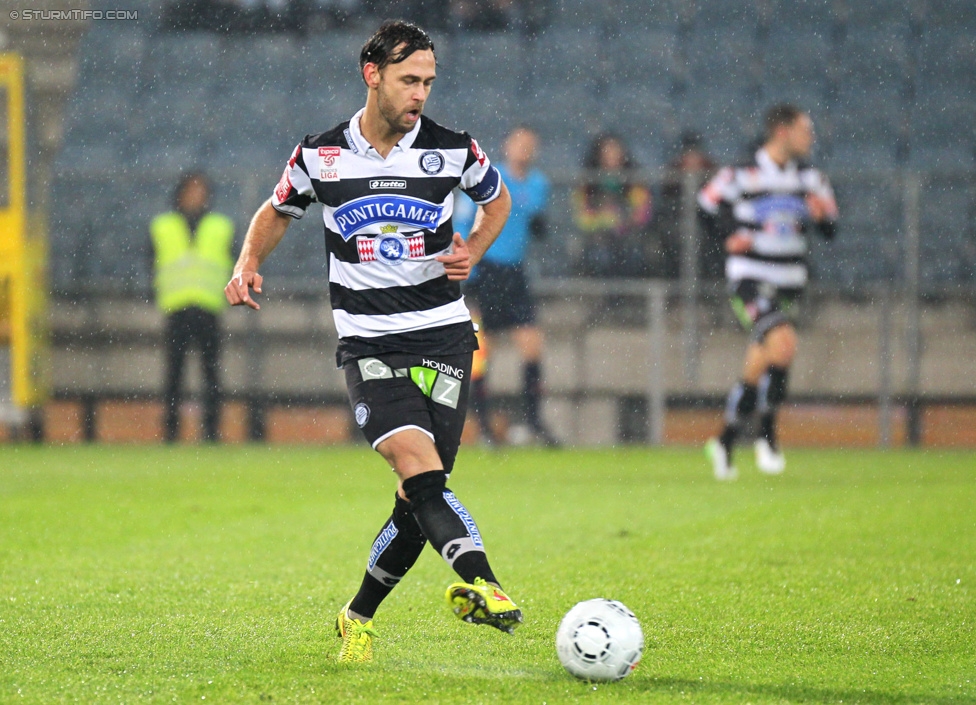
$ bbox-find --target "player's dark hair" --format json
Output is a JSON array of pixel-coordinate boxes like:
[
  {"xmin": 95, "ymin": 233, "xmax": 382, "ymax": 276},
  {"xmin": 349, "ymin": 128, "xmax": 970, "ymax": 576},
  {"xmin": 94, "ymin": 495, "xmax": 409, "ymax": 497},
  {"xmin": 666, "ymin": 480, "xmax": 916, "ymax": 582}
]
[
  {"xmin": 765, "ymin": 103, "xmax": 804, "ymax": 139},
  {"xmin": 360, "ymin": 20, "xmax": 435, "ymax": 85},
  {"xmin": 172, "ymin": 170, "xmax": 211, "ymax": 210}
]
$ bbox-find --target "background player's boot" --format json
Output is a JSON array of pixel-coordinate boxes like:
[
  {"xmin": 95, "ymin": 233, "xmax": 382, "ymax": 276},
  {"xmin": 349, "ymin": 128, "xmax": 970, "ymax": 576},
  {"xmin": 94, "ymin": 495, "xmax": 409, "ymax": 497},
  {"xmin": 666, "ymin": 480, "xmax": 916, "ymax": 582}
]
[
  {"xmin": 706, "ymin": 438, "xmax": 738, "ymax": 481},
  {"xmin": 445, "ymin": 577, "xmax": 523, "ymax": 634},
  {"xmin": 755, "ymin": 438, "xmax": 786, "ymax": 475},
  {"xmin": 335, "ymin": 601, "xmax": 379, "ymax": 663}
]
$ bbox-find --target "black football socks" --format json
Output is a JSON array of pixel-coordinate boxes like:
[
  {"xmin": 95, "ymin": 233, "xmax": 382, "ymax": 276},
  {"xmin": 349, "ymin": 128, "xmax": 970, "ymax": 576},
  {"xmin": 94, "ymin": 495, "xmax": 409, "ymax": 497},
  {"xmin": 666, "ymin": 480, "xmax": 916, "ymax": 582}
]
[
  {"xmin": 720, "ymin": 381, "xmax": 758, "ymax": 459},
  {"xmin": 402, "ymin": 470, "xmax": 498, "ymax": 587},
  {"xmin": 348, "ymin": 493, "xmax": 427, "ymax": 620}
]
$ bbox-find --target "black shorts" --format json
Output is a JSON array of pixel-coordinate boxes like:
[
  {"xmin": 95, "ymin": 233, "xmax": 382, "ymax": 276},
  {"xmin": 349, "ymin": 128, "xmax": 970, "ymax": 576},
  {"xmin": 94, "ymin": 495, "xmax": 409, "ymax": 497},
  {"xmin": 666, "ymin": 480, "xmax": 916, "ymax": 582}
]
[
  {"xmin": 466, "ymin": 261, "xmax": 536, "ymax": 331},
  {"xmin": 344, "ymin": 351, "xmax": 471, "ymax": 474},
  {"xmin": 729, "ymin": 279, "xmax": 802, "ymax": 342}
]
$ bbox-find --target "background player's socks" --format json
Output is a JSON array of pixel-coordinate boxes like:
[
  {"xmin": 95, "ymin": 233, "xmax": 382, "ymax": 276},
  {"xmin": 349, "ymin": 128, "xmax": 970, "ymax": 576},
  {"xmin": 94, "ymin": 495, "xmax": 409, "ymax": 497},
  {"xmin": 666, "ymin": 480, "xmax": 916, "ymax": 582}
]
[
  {"xmin": 758, "ymin": 366, "xmax": 789, "ymax": 449},
  {"xmin": 348, "ymin": 494, "xmax": 427, "ymax": 620},
  {"xmin": 524, "ymin": 361, "xmax": 543, "ymax": 431},
  {"xmin": 720, "ymin": 381, "xmax": 758, "ymax": 457},
  {"xmin": 759, "ymin": 411, "xmax": 777, "ymax": 449},
  {"xmin": 402, "ymin": 470, "xmax": 498, "ymax": 586}
]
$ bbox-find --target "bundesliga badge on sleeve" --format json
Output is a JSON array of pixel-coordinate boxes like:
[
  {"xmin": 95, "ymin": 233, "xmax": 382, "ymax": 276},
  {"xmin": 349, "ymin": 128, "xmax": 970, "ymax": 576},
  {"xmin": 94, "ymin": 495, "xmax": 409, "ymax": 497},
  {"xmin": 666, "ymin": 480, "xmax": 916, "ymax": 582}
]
[{"xmin": 319, "ymin": 146, "xmax": 340, "ymax": 181}]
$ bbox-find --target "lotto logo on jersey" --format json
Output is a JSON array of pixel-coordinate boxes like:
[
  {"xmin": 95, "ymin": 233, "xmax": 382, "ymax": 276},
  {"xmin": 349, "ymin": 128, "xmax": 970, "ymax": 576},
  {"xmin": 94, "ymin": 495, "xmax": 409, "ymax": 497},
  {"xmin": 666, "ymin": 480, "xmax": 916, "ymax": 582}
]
[
  {"xmin": 470, "ymin": 138, "xmax": 487, "ymax": 167},
  {"xmin": 319, "ymin": 146, "xmax": 340, "ymax": 181}
]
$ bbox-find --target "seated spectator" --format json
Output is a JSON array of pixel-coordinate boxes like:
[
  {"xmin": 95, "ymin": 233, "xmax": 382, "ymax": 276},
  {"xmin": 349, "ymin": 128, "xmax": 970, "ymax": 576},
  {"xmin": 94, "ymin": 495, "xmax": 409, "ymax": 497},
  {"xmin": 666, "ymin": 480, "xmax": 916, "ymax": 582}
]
[{"xmin": 572, "ymin": 133, "xmax": 653, "ymax": 278}]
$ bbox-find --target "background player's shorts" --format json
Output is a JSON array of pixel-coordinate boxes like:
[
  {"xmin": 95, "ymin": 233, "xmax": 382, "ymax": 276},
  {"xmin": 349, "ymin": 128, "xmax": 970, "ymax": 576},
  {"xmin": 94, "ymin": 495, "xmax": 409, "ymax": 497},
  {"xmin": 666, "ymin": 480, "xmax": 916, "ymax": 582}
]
[
  {"xmin": 729, "ymin": 279, "xmax": 802, "ymax": 342},
  {"xmin": 466, "ymin": 261, "xmax": 536, "ymax": 331},
  {"xmin": 344, "ymin": 352, "xmax": 471, "ymax": 474}
]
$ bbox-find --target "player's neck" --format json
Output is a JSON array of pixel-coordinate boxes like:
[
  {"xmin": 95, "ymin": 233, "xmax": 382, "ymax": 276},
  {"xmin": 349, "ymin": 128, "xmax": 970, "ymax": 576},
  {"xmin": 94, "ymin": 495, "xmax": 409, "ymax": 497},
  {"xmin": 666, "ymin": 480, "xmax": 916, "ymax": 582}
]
[
  {"xmin": 506, "ymin": 162, "xmax": 529, "ymax": 180},
  {"xmin": 763, "ymin": 141, "xmax": 791, "ymax": 168},
  {"xmin": 360, "ymin": 103, "xmax": 407, "ymax": 159}
]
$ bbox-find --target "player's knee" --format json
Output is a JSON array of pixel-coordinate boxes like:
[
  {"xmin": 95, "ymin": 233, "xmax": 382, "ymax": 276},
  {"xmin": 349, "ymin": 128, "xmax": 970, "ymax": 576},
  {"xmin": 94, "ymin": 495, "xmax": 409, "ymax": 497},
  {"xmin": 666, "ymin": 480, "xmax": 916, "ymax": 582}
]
[
  {"xmin": 401, "ymin": 469, "xmax": 447, "ymax": 507},
  {"xmin": 377, "ymin": 428, "xmax": 441, "ymax": 474},
  {"xmin": 766, "ymin": 325, "xmax": 797, "ymax": 365}
]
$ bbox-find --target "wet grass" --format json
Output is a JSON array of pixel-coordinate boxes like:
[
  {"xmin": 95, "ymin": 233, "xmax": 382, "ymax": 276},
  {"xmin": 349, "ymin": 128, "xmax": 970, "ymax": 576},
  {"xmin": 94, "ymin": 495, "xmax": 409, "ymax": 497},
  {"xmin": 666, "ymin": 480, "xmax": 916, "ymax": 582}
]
[{"xmin": 1, "ymin": 444, "xmax": 974, "ymax": 703}]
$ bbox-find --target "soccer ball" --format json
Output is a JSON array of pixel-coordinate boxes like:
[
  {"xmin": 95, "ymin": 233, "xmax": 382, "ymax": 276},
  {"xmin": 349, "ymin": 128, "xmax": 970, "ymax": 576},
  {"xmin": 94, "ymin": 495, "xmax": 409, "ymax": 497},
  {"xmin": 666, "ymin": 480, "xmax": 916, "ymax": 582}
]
[{"xmin": 555, "ymin": 598, "xmax": 644, "ymax": 682}]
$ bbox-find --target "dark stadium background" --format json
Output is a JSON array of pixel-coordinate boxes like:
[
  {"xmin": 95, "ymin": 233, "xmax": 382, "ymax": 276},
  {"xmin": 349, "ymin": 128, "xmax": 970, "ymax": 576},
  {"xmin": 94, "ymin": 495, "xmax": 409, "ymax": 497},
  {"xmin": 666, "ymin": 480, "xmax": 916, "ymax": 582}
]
[{"xmin": 3, "ymin": 0, "xmax": 975, "ymax": 446}]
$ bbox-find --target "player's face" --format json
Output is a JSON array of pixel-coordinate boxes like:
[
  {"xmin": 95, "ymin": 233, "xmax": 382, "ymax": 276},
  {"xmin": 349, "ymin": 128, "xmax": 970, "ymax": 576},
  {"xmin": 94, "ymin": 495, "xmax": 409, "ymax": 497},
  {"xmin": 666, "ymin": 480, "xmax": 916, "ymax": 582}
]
[
  {"xmin": 786, "ymin": 114, "xmax": 814, "ymax": 159},
  {"xmin": 375, "ymin": 48, "xmax": 436, "ymax": 135},
  {"xmin": 504, "ymin": 129, "xmax": 538, "ymax": 169}
]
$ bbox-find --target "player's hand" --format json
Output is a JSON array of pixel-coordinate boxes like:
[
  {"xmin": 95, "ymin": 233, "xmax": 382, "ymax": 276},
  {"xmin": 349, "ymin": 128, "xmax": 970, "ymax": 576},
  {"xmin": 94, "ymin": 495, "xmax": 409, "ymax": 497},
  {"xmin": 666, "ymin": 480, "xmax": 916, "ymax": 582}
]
[
  {"xmin": 806, "ymin": 193, "xmax": 832, "ymax": 222},
  {"xmin": 725, "ymin": 233, "xmax": 753, "ymax": 254},
  {"xmin": 225, "ymin": 270, "xmax": 263, "ymax": 310},
  {"xmin": 436, "ymin": 233, "xmax": 472, "ymax": 281}
]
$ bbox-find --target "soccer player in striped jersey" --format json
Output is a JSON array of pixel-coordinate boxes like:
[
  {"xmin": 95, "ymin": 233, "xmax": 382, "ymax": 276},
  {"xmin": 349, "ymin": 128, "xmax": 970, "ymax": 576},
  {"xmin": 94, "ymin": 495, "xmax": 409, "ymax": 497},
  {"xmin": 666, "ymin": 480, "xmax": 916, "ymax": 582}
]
[
  {"xmin": 225, "ymin": 20, "xmax": 520, "ymax": 662},
  {"xmin": 698, "ymin": 104, "xmax": 838, "ymax": 480}
]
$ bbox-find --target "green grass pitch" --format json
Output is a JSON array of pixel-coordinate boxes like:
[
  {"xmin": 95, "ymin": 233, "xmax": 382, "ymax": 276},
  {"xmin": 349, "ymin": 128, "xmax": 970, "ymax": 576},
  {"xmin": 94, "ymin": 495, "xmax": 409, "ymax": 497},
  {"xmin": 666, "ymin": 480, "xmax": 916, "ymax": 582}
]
[{"xmin": 1, "ymin": 444, "xmax": 974, "ymax": 704}]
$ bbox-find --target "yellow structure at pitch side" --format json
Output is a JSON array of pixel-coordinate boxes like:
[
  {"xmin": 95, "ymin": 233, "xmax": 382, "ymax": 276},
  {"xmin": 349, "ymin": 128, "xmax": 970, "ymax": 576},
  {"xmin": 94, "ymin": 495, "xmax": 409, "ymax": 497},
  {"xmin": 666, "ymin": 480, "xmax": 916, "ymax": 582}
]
[{"xmin": 0, "ymin": 53, "xmax": 48, "ymax": 420}]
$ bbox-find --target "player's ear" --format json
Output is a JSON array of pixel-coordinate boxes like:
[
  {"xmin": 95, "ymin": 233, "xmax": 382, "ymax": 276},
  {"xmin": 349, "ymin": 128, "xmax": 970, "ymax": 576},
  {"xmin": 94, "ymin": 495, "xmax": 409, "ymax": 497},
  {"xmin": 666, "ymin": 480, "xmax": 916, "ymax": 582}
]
[{"xmin": 363, "ymin": 62, "xmax": 381, "ymax": 89}]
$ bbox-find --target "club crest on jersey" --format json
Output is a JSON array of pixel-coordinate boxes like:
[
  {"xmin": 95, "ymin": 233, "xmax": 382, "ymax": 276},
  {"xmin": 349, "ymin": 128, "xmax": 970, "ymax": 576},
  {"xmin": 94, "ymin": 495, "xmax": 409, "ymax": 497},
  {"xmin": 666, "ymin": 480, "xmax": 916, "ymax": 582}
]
[
  {"xmin": 333, "ymin": 194, "xmax": 443, "ymax": 241},
  {"xmin": 319, "ymin": 146, "xmax": 340, "ymax": 181},
  {"xmin": 419, "ymin": 150, "xmax": 445, "ymax": 175},
  {"xmin": 357, "ymin": 229, "xmax": 426, "ymax": 266}
]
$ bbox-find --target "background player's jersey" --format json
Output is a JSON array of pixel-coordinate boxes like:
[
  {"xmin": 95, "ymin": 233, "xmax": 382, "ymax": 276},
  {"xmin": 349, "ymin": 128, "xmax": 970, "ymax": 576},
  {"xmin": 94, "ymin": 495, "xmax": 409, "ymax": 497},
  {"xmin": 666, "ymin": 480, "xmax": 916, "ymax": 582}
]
[
  {"xmin": 698, "ymin": 148, "xmax": 837, "ymax": 289},
  {"xmin": 271, "ymin": 110, "xmax": 502, "ymax": 364}
]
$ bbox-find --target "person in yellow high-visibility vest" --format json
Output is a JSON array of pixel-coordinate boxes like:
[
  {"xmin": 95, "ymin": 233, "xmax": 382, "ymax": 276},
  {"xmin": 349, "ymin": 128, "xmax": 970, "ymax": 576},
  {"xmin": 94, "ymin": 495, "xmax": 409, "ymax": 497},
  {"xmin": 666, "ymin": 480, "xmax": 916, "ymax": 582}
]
[{"xmin": 151, "ymin": 171, "xmax": 234, "ymax": 442}]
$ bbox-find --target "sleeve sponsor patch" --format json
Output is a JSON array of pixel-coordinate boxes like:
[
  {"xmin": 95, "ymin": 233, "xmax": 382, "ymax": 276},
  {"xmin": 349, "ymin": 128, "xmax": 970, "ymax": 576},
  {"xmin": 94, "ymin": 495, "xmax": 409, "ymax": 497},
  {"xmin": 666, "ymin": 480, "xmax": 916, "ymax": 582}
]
[
  {"xmin": 470, "ymin": 138, "xmax": 487, "ymax": 167},
  {"xmin": 273, "ymin": 168, "xmax": 292, "ymax": 204}
]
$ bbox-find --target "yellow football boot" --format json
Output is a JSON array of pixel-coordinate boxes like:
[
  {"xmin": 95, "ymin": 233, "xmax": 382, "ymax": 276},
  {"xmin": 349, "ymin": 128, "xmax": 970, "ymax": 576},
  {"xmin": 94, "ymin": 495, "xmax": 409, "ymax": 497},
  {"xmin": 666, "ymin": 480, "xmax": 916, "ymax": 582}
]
[
  {"xmin": 335, "ymin": 602, "xmax": 379, "ymax": 663},
  {"xmin": 445, "ymin": 577, "xmax": 523, "ymax": 634}
]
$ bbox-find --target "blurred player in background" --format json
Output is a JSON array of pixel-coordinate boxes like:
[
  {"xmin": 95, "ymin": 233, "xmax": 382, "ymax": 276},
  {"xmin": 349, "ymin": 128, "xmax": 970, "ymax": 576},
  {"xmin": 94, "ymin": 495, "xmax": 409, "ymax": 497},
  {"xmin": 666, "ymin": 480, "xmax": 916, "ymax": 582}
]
[
  {"xmin": 699, "ymin": 104, "xmax": 838, "ymax": 480},
  {"xmin": 150, "ymin": 171, "xmax": 234, "ymax": 443},
  {"xmin": 457, "ymin": 126, "xmax": 558, "ymax": 446},
  {"xmin": 225, "ymin": 20, "xmax": 521, "ymax": 663}
]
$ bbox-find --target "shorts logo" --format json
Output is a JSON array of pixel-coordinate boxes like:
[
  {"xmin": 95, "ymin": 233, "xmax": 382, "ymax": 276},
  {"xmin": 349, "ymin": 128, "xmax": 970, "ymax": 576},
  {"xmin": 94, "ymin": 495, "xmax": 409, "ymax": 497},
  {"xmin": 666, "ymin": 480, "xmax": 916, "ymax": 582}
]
[
  {"xmin": 359, "ymin": 357, "xmax": 393, "ymax": 380},
  {"xmin": 354, "ymin": 402, "xmax": 370, "ymax": 427},
  {"xmin": 319, "ymin": 146, "xmax": 340, "ymax": 181},
  {"xmin": 419, "ymin": 150, "xmax": 445, "ymax": 175},
  {"xmin": 370, "ymin": 179, "xmax": 407, "ymax": 189},
  {"xmin": 422, "ymin": 358, "xmax": 464, "ymax": 379}
]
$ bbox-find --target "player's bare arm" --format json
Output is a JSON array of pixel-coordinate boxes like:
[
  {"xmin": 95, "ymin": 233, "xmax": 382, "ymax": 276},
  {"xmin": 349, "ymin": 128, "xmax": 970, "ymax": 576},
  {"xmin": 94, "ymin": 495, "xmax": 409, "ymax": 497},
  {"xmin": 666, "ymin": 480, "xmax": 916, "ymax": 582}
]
[
  {"xmin": 725, "ymin": 231, "xmax": 753, "ymax": 254},
  {"xmin": 437, "ymin": 181, "xmax": 512, "ymax": 281},
  {"xmin": 225, "ymin": 199, "xmax": 292, "ymax": 310}
]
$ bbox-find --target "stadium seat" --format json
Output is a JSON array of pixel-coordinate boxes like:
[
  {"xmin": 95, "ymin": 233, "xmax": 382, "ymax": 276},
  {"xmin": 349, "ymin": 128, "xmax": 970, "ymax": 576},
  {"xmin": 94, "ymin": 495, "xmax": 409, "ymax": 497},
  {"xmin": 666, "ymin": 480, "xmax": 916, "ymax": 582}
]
[
  {"xmin": 607, "ymin": 27, "xmax": 678, "ymax": 94},
  {"xmin": 766, "ymin": 0, "xmax": 835, "ymax": 34},
  {"xmin": 762, "ymin": 27, "xmax": 830, "ymax": 88}
]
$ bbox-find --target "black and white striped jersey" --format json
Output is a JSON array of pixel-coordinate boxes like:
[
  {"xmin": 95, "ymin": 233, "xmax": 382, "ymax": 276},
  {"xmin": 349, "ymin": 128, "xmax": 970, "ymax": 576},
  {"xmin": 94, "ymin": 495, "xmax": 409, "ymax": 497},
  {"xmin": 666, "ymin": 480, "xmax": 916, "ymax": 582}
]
[
  {"xmin": 271, "ymin": 109, "xmax": 502, "ymax": 365},
  {"xmin": 698, "ymin": 148, "xmax": 838, "ymax": 290}
]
